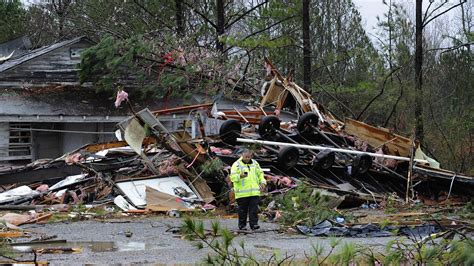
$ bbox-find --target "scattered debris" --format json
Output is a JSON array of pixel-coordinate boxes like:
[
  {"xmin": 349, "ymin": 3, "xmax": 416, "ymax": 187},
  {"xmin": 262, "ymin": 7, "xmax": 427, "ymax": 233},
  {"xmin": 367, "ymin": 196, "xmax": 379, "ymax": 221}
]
[
  {"xmin": 296, "ymin": 220, "xmax": 439, "ymax": 238},
  {"xmin": 0, "ymin": 59, "xmax": 471, "ymax": 247}
]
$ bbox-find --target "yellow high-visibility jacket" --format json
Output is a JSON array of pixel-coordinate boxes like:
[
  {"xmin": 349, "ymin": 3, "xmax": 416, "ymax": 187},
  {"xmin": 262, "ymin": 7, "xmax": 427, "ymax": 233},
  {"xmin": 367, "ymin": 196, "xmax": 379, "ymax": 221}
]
[{"xmin": 230, "ymin": 157, "xmax": 266, "ymax": 199}]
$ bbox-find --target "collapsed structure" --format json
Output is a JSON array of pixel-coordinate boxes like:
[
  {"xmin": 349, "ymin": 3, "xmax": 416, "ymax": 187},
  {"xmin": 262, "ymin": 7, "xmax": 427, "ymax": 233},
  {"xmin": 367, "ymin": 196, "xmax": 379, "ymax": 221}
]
[{"xmin": 0, "ymin": 58, "xmax": 472, "ymax": 229}]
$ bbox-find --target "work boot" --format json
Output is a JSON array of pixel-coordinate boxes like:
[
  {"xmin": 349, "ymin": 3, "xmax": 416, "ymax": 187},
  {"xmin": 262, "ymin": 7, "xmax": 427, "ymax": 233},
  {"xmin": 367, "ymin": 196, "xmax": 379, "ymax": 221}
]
[
  {"xmin": 250, "ymin": 225, "xmax": 260, "ymax": 230},
  {"xmin": 239, "ymin": 226, "xmax": 247, "ymax": 230}
]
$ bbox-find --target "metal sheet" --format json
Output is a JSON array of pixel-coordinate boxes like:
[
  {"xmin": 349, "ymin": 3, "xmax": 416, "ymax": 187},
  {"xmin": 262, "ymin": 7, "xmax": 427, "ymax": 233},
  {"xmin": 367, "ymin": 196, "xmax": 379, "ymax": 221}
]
[
  {"xmin": 124, "ymin": 118, "xmax": 146, "ymax": 156},
  {"xmin": 0, "ymin": 186, "xmax": 39, "ymax": 204},
  {"xmin": 116, "ymin": 176, "xmax": 198, "ymax": 208}
]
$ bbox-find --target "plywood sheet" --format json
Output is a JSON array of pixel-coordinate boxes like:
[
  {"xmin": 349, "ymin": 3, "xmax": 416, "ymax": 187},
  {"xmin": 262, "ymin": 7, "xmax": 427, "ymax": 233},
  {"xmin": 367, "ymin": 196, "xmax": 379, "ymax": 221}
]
[
  {"xmin": 344, "ymin": 118, "xmax": 411, "ymax": 156},
  {"xmin": 145, "ymin": 186, "xmax": 192, "ymax": 211}
]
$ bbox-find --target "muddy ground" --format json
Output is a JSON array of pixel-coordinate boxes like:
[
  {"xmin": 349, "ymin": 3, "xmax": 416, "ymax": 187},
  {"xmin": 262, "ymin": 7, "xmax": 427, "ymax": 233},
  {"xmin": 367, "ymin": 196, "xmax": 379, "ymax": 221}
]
[{"xmin": 10, "ymin": 216, "xmax": 397, "ymax": 265}]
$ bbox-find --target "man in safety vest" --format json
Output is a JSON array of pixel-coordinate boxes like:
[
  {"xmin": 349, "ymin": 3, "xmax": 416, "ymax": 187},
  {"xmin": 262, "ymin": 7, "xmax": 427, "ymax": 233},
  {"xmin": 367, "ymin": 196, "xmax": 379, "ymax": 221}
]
[{"xmin": 230, "ymin": 149, "xmax": 266, "ymax": 230}]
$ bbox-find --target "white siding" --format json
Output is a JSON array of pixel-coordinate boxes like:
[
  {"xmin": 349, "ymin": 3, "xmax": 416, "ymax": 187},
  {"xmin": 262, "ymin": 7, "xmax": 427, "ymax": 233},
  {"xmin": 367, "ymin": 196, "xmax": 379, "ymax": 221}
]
[
  {"xmin": 0, "ymin": 123, "xmax": 9, "ymax": 158},
  {"xmin": 62, "ymin": 123, "xmax": 98, "ymax": 153}
]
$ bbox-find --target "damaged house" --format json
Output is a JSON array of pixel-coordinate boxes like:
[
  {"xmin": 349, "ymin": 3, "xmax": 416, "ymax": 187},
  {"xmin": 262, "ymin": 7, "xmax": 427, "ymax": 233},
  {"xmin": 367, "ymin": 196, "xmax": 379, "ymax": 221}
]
[{"xmin": 0, "ymin": 36, "xmax": 209, "ymax": 165}]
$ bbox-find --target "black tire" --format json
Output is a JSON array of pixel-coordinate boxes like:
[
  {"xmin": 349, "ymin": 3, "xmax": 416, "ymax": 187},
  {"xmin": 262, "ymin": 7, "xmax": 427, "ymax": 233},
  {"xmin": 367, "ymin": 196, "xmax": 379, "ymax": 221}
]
[
  {"xmin": 277, "ymin": 146, "xmax": 299, "ymax": 169},
  {"xmin": 219, "ymin": 120, "xmax": 241, "ymax": 145},
  {"xmin": 258, "ymin": 115, "xmax": 280, "ymax": 140},
  {"xmin": 352, "ymin": 153, "xmax": 372, "ymax": 175},
  {"xmin": 297, "ymin": 112, "xmax": 319, "ymax": 135},
  {"xmin": 313, "ymin": 149, "xmax": 335, "ymax": 170}
]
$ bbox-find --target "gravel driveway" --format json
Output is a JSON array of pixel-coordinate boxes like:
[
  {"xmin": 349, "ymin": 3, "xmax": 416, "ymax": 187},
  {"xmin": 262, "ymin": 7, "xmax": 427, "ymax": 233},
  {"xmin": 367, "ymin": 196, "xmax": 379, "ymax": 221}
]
[{"xmin": 12, "ymin": 216, "xmax": 397, "ymax": 265}]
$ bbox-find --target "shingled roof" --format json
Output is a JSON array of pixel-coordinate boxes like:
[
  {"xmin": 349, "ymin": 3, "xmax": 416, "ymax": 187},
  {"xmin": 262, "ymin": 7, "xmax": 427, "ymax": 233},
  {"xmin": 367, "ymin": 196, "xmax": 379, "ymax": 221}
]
[{"xmin": 0, "ymin": 36, "xmax": 92, "ymax": 73}]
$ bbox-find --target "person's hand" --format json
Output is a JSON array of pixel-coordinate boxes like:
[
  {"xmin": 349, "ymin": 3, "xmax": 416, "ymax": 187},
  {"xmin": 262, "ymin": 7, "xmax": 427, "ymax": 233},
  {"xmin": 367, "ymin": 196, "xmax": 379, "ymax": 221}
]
[{"xmin": 259, "ymin": 184, "xmax": 266, "ymax": 193}]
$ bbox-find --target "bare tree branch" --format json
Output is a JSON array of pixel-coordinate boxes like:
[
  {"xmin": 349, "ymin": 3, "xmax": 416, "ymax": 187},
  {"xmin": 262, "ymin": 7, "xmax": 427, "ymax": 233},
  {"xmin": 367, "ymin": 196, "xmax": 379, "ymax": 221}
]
[
  {"xmin": 423, "ymin": 0, "xmax": 467, "ymax": 27},
  {"xmin": 241, "ymin": 15, "xmax": 296, "ymax": 41},
  {"xmin": 317, "ymin": 85, "xmax": 356, "ymax": 118},
  {"xmin": 425, "ymin": 41, "xmax": 473, "ymax": 54},
  {"xmin": 384, "ymin": 73, "xmax": 404, "ymax": 127},
  {"xmin": 422, "ymin": 0, "xmax": 445, "ymax": 25},
  {"xmin": 357, "ymin": 67, "xmax": 401, "ymax": 120},
  {"xmin": 225, "ymin": 0, "xmax": 268, "ymax": 30},
  {"xmin": 427, "ymin": 85, "xmax": 457, "ymax": 164},
  {"xmin": 183, "ymin": 1, "xmax": 217, "ymax": 29},
  {"xmin": 132, "ymin": 0, "xmax": 174, "ymax": 30}
]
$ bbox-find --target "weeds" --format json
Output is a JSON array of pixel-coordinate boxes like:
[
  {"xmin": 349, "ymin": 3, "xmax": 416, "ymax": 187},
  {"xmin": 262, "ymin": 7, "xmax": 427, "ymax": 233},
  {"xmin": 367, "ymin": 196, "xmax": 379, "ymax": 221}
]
[
  {"xmin": 180, "ymin": 218, "xmax": 294, "ymax": 265},
  {"xmin": 383, "ymin": 234, "xmax": 474, "ymax": 265},
  {"xmin": 182, "ymin": 218, "xmax": 473, "ymax": 265},
  {"xmin": 380, "ymin": 218, "xmax": 398, "ymax": 229},
  {"xmin": 0, "ymin": 237, "xmax": 15, "ymax": 261},
  {"xmin": 459, "ymin": 199, "xmax": 474, "ymax": 220},
  {"xmin": 384, "ymin": 193, "xmax": 399, "ymax": 214}
]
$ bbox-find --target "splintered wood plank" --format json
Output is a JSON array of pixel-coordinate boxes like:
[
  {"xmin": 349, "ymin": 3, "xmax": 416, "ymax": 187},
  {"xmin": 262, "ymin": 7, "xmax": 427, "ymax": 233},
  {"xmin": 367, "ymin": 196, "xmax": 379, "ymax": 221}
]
[
  {"xmin": 0, "ymin": 231, "xmax": 24, "ymax": 238},
  {"xmin": 83, "ymin": 141, "xmax": 128, "ymax": 152},
  {"xmin": 344, "ymin": 118, "xmax": 411, "ymax": 156},
  {"xmin": 260, "ymin": 78, "xmax": 287, "ymax": 108},
  {"xmin": 151, "ymin": 103, "xmax": 213, "ymax": 115}
]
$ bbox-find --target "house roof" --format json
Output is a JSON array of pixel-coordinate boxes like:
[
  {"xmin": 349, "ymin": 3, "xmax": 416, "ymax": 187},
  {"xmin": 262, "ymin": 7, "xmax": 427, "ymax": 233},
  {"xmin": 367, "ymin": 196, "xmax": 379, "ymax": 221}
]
[
  {"xmin": 0, "ymin": 36, "xmax": 32, "ymax": 59},
  {"xmin": 0, "ymin": 87, "xmax": 199, "ymax": 120},
  {"xmin": 0, "ymin": 36, "xmax": 92, "ymax": 73}
]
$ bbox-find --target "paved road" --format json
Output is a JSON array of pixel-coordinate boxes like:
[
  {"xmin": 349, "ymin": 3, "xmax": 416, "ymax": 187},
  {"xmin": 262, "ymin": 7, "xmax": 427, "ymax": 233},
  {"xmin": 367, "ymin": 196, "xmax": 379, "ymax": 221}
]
[{"xmin": 14, "ymin": 216, "xmax": 397, "ymax": 265}]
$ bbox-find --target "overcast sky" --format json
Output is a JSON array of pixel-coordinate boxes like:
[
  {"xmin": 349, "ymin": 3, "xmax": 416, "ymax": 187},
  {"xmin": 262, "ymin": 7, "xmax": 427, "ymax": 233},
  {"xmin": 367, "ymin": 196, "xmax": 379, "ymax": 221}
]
[
  {"xmin": 353, "ymin": 0, "xmax": 464, "ymax": 32},
  {"xmin": 353, "ymin": 0, "xmax": 390, "ymax": 35}
]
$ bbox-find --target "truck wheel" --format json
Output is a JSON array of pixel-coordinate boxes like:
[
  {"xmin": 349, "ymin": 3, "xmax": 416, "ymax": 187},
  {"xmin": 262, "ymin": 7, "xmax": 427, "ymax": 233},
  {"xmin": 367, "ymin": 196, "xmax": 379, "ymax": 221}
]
[
  {"xmin": 297, "ymin": 112, "xmax": 319, "ymax": 135},
  {"xmin": 313, "ymin": 149, "xmax": 335, "ymax": 170},
  {"xmin": 219, "ymin": 120, "xmax": 241, "ymax": 145},
  {"xmin": 352, "ymin": 153, "xmax": 372, "ymax": 175},
  {"xmin": 277, "ymin": 146, "xmax": 299, "ymax": 169},
  {"xmin": 258, "ymin": 115, "xmax": 280, "ymax": 140}
]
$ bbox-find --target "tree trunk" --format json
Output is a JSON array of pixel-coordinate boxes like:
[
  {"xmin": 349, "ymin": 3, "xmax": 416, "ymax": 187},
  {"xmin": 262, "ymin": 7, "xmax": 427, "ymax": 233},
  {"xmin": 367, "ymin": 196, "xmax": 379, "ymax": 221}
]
[
  {"xmin": 388, "ymin": 0, "xmax": 393, "ymax": 72},
  {"xmin": 175, "ymin": 0, "xmax": 184, "ymax": 36},
  {"xmin": 302, "ymin": 0, "xmax": 311, "ymax": 93},
  {"xmin": 216, "ymin": 0, "xmax": 225, "ymax": 53},
  {"xmin": 415, "ymin": 0, "xmax": 424, "ymax": 143},
  {"xmin": 56, "ymin": 0, "xmax": 64, "ymax": 38}
]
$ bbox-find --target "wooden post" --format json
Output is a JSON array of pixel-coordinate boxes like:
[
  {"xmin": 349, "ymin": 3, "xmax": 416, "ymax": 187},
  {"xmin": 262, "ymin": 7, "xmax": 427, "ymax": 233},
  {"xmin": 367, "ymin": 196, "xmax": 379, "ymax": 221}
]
[{"xmin": 406, "ymin": 129, "xmax": 416, "ymax": 203}]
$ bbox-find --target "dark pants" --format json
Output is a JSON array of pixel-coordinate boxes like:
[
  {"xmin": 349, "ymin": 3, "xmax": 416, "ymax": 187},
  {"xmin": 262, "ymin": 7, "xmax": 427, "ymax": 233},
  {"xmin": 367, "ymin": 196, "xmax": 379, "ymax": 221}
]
[{"xmin": 236, "ymin": 196, "xmax": 259, "ymax": 228}]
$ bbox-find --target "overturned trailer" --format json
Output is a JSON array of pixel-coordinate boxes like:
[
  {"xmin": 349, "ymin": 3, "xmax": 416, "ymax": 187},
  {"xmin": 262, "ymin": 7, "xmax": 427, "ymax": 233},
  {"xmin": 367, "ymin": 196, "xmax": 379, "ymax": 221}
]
[
  {"xmin": 0, "ymin": 58, "xmax": 471, "ymax": 211},
  {"xmin": 204, "ymin": 58, "xmax": 473, "ymax": 205}
]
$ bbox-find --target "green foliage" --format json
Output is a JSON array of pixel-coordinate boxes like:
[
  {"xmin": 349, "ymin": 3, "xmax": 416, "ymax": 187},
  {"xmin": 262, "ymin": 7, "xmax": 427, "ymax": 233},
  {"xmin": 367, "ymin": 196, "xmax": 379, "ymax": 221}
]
[
  {"xmin": 15, "ymin": 0, "xmax": 472, "ymax": 173},
  {"xmin": 182, "ymin": 218, "xmax": 474, "ymax": 265},
  {"xmin": 329, "ymin": 242, "xmax": 358, "ymax": 265},
  {"xmin": 180, "ymin": 218, "xmax": 265, "ymax": 265},
  {"xmin": 0, "ymin": 233, "xmax": 15, "ymax": 260},
  {"xmin": 199, "ymin": 158, "xmax": 225, "ymax": 178},
  {"xmin": 275, "ymin": 184, "xmax": 336, "ymax": 226},
  {"xmin": 380, "ymin": 218, "xmax": 397, "ymax": 229},
  {"xmin": 458, "ymin": 199, "xmax": 474, "ymax": 220},
  {"xmin": 47, "ymin": 213, "xmax": 72, "ymax": 224},
  {"xmin": 383, "ymin": 236, "xmax": 474, "ymax": 265},
  {"xmin": 78, "ymin": 32, "xmax": 237, "ymax": 99},
  {"xmin": 78, "ymin": 35, "xmax": 151, "ymax": 93},
  {"xmin": 0, "ymin": 0, "xmax": 26, "ymax": 43},
  {"xmin": 384, "ymin": 194, "xmax": 399, "ymax": 214}
]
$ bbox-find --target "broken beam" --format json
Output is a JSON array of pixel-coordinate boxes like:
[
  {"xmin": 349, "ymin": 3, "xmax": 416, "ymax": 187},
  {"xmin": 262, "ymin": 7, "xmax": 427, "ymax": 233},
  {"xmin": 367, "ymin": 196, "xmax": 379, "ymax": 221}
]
[{"xmin": 152, "ymin": 103, "xmax": 213, "ymax": 115}]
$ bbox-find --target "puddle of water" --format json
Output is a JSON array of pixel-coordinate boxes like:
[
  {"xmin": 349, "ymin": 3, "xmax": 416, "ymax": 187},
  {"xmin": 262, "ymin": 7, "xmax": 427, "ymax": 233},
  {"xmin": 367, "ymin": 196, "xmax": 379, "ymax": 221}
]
[{"xmin": 11, "ymin": 241, "xmax": 170, "ymax": 253}]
